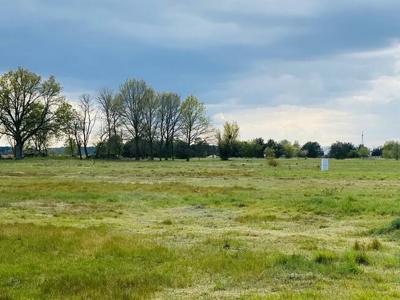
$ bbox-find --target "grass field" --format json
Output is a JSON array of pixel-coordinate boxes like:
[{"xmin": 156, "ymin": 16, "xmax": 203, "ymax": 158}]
[{"xmin": 0, "ymin": 158, "xmax": 400, "ymax": 299}]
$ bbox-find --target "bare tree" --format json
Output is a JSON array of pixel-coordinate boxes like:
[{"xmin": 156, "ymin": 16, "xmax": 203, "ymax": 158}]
[
  {"xmin": 157, "ymin": 93, "xmax": 168, "ymax": 161},
  {"xmin": 0, "ymin": 68, "xmax": 62, "ymax": 159},
  {"xmin": 97, "ymin": 89, "xmax": 113, "ymax": 142},
  {"xmin": 119, "ymin": 79, "xmax": 147, "ymax": 160},
  {"xmin": 97, "ymin": 88, "xmax": 122, "ymax": 139},
  {"xmin": 157, "ymin": 93, "xmax": 181, "ymax": 160},
  {"xmin": 180, "ymin": 95, "xmax": 210, "ymax": 161},
  {"xmin": 78, "ymin": 94, "xmax": 96, "ymax": 158},
  {"xmin": 143, "ymin": 88, "xmax": 160, "ymax": 160},
  {"xmin": 73, "ymin": 113, "xmax": 83, "ymax": 160},
  {"xmin": 164, "ymin": 93, "xmax": 181, "ymax": 160},
  {"xmin": 97, "ymin": 89, "xmax": 123, "ymax": 157}
]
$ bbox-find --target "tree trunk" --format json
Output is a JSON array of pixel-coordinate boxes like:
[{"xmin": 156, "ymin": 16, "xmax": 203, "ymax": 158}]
[
  {"xmin": 15, "ymin": 140, "xmax": 24, "ymax": 160},
  {"xmin": 77, "ymin": 144, "xmax": 83, "ymax": 160},
  {"xmin": 69, "ymin": 136, "xmax": 74, "ymax": 157},
  {"xmin": 164, "ymin": 139, "xmax": 169, "ymax": 160},
  {"xmin": 186, "ymin": 140, "xmax": 191, "ymax": 161},
  {"xmin": 159, "ymin": 140, "xmax": 163, "ymax": 161},
  {"xmin": 106, "ymin": 129, "xmax": 111, "ymax": 159},
  {"xmin": 170, "ymin": 132, "xmax": 175, "ymax": 160},
  {"xmin": 149, "ymin": 139, "xmax": 154, "ymax": 160},
  {"xmin": 84, "ymin": 144, "xmax": 89, "ymax": 158},
  {"xmin": 134, "ymin": 135, "xmax": 140, "ymax": 161}
]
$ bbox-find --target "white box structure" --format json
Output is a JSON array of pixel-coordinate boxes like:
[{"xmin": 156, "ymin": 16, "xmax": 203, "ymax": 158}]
[{"xmin": 321, "ymin": 158, "xmax": 329, "ymax": 171}]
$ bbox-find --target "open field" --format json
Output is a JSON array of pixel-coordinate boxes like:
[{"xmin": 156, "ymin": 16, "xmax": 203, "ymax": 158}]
[{"xmin": 0, "ymin": 158, "xmax": 400, "ymax": 299}]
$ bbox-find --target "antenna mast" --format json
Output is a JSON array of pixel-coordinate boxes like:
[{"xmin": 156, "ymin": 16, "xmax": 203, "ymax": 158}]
[{"xmin": 361, "ymin": 131, "xmax": 364, "ymax": 146}]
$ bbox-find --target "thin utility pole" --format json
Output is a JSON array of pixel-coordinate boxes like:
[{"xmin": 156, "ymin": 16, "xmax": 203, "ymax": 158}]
[{"xmin": 361, "ymin": 131, "xmax": 364, "ymax": 146}]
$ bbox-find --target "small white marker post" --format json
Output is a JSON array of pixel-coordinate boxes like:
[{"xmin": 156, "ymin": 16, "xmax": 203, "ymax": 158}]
[{"xmin": 321, "ymin": 158, "xmax": 329, "ymax": 171}]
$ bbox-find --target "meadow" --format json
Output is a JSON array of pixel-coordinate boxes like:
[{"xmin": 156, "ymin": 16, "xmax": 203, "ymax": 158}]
[{"xmin": 0, "ymin": 158, "xmax": 399, "ymax": 299}]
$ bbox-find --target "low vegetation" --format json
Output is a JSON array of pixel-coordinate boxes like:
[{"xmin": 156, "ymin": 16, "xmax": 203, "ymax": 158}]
[{"xmin": 0, "ymin": 158, "xmax": 400, "ymax": 299}]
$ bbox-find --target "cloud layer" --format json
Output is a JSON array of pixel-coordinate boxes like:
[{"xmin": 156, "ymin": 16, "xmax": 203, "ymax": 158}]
[{"xmin": 2, "ymin": 1, "xmax": 400, "ymax": 146}]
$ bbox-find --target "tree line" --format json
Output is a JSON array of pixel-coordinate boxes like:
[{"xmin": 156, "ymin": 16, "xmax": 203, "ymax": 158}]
[
  {"xmin": 216, "ymin": 122, "xmax": 394, "ymax": 160},
  {"xmin": 0, "ymin": 68, "xmax": 211, "ymax": 160},
  {"xmin": 216, "ymin": 122, "xmax": 325, "ymax": 160}
]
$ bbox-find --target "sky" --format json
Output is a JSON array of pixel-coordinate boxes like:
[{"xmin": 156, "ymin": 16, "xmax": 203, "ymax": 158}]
[{"xmin": 2, "ymin": 0, "xmax": 400, "ymax": 147}]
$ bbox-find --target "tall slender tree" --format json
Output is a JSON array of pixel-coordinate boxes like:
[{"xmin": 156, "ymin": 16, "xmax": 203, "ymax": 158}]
[
  {"xmin": 54, "ymin": 101, "xmax": 77, "ymax": 157},
  {"xmin": 97, "ymin": 89, "xmax": 122, "ymax": 139},
  {"xmin": 119, "ymin": 79, "xmax": 147, "ymax": 160},
  {"xmin": 78, "ymin": 94, "xmax": 96, "ymax": 158},
  {"xmin": 157, "ymin": 93, "xmax": 168, "ymax": 160},
  {"xmin": 72, "ymin": 112, "xmax": 84, "ymax": 160},
  {"xmin": 180, "ymin": 96, "xmax": 210, "ymax": 161},
  {"xmin": 0, "ymin": 68, "xmax": 62, "ymax": 159},
  {"xmin": 143, "ymin": 88, "xmax": 160, "ymax": 160},
  {"xmin": 160, "ymin": 93, "xmax": 181, "ymax": 160},
  {"xmin": 97, "ymin": 89, "xmax": 122, "ymax": 157}
]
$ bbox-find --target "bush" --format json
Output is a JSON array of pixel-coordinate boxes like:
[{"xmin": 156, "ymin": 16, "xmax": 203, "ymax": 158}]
[
  {"xmin": 96, "ymin": 135, "xmax": 123, "ymax": 159},
  {"xmin": 267, "ymin": 157, "xmax": 279, "ymax": 167},
  {"xmin": 264, "ymin": 147, "xmax": 275, "ymax": 158},
  {"xmin": 371, "ymin": 147, "xmax": 382, "ymax": 157},
  {"xmin": 377, "ymin": 218, "xmax": 400, "ymax": 234},
  {"xmin": 354, "ymin": 253, "xmax": 369, "ymax": 265},
  {"xmin": 161, "ymin": 219, "xmax": 173, "ymax": 225},
  {"xmin": 389, "ymin": 218, "xmax": 400, "ymax": 231}
]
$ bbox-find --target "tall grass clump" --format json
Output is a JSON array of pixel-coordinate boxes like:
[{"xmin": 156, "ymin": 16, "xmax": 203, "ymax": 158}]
[
  {"xmin": 313, "ymin": 251, "xmax": 336, "ymax": 265},
  {"xmin": 267, "ymin": 157, "xmax": 279, "ymax": 167}
]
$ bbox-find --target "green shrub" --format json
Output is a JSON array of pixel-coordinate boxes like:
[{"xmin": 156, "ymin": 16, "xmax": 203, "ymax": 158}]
[
  {"xmin": 161, "ymin": 219, "xmax": 173, "ymax": 225},
  {"xmin": 268, "ymin": 157, "xmax": 279, "ymax": 167},
  {"xmin": 389, "ymin": 218, "xmax": 400, "ymax": 231},
  {"xmin": 376, "ymin": 218, "xmax": 400, "ymax": 234},
  {"xmin": 355, "ymin": 253, "xmax": 369, "ymax": 265}
]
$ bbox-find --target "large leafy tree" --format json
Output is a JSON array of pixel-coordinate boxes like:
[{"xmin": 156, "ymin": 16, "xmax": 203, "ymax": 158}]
[
  {"xmin": 382, "ymin": 141, "xmax": 400, "ymax": 160},
  {"xmin": 26, "ymin": 102, "xmax": 68, "ymax": 156},
  {"xmin": 301, "ymin": 141, "xmax": 324, "ymax": 158},
  {"xmin": 0, "ymin": 68, "xmax": 62, "ymax": 159},
  {"xmin": 180, "ymin": 96, "xmax": 210, "ymax": 161},
  {"xmin": 328, "ymin": 142, "xmax": 357, "ymax": 159}
]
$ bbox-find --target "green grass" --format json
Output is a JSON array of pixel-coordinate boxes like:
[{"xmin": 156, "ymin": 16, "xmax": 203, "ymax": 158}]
[{"xmin": 0, "ymin": 158, "xmax": 400, "ymax": 299}]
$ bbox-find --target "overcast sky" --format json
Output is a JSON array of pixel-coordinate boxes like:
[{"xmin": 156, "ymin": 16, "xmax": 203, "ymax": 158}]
[{"xmin": 2, "ymin": 1, "xmax": 400, "ymax": 146}]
